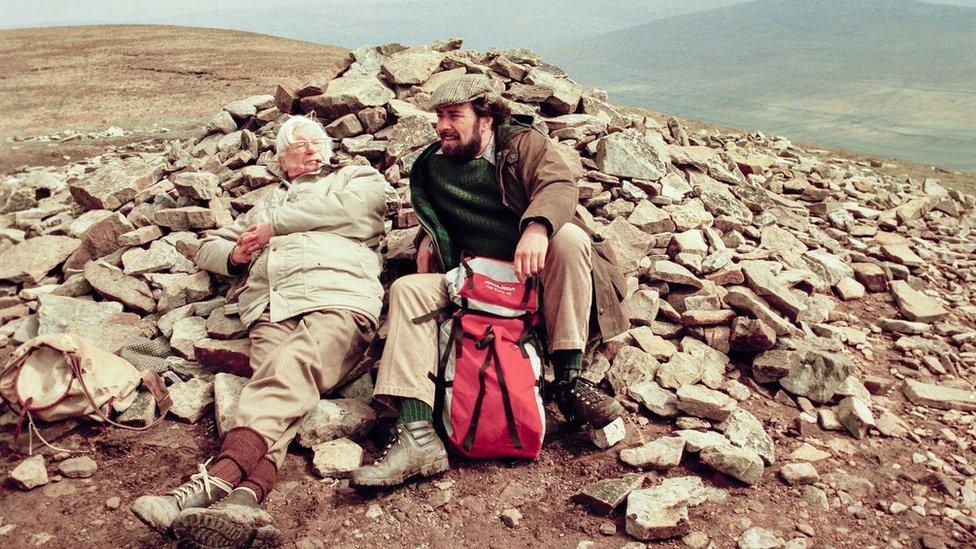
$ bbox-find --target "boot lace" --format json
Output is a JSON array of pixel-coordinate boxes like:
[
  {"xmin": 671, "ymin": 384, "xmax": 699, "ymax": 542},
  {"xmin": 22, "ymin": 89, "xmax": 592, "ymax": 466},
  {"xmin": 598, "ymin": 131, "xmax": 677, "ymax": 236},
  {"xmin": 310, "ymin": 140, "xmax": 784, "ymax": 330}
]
[
  {"xmin": 569, "ymin": 378, "xmax": 605, "ymax": 407},
  {"xmin": 371, "ymin": 425, "xmax": 404, "ymax": 465},
  {"xmin": 170, "ymin": 460, "xmax": 232, "ymax": 507}
]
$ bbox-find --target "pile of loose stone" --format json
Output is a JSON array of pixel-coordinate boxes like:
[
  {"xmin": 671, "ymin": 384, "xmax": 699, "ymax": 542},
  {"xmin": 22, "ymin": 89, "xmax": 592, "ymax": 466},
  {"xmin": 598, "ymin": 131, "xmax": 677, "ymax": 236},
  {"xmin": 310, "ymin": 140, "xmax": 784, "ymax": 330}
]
[
  {"xmin": 5, "ymin": 125, "xmax": 171, "ymax": 144},
  {"xmin": 1, "ymin": 39, "xmax": 975, "ymax": 545}
]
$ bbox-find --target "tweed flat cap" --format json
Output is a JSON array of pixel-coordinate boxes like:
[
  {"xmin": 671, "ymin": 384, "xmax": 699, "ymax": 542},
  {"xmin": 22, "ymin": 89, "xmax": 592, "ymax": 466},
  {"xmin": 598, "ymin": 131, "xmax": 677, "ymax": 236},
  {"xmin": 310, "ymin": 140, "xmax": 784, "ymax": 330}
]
[{"xmin": 430, "ymin": 74, "xmax": 493, "ymax": 109}]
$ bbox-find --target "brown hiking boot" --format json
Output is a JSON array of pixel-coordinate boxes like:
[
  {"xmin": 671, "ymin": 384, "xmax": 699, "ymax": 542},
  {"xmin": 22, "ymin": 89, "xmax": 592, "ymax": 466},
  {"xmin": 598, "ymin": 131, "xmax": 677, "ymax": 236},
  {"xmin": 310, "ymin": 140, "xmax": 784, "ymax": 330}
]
[
  {"xmin": 130, "ymin": 463, "xmax": 234, "ymax": 534},
  {"xmin": 172, "ymin": 488, "xmax": 282, "ymax": 549},
  {"xmin": 350, "ymin": 420, "xmax": 449, "ymax": 487},
  {"xmin": 556, "ymin": 378, "xmax": 624, "ymax": 429}
]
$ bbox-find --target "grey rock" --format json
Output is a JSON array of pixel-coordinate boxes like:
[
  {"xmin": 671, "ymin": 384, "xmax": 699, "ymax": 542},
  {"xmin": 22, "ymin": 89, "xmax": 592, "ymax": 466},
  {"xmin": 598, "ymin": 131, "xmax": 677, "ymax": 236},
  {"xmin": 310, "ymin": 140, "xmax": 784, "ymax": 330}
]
[
  {"xmin": 311, "ymin": 437, "xmax": 364, "ymax": 478},
  {"xmin": 574, "ymin": 473, "xmax": 645, "ymax": 514},
  {"xmin": 779, "ymin": 462, "xmax": 819, "ymax": 486},
  {"xmin": 381, "ymin": 49, "xmax": 444, "ymax": 85},
  {"xmin": 780, "ymin": 350, "xmax": 853, "ymax": 403},
  {"xmin": 890, "ymin": 280, "xmax": 948, "ymax": 323},
  {"xmin": 213, "ymin": 372, "xmax": 250, "ymax": 436},
  {"xmin": 625, "ymin": 476, "xmax": 706, "ymax": 540},
  {"xmin": 675, "ymin": 429, "xmax": 729, "ymax": 453},
  {"xmin": 0, "ymin": 236, "xmax": 80, "ymax": 285},
  {"xmin": 117, "ymin": 390, "xmax": 158, "ymax": 427},
  {"xmin": 657, "ymin": 352, "xmax": 703, "ymax": 390},
  {"xmin": 902, "ymin": 379, "xmax": 976, "ymax": 411},
  {"xmin": 607, "ymin": 346, "xmax": 659, "ymax": 396},
  {"xmin": 594, "ymin": 129, "xmax": 669, "ymax": 181},
  {"xmin": 10, "ymin": 455, "xmax": 48, "ymax": 490},
  {"xmin": 719, "ymin": 409, "xmax": 775, "ymax": 464},
  {"xmin": 740, "ymin": 262, "xmax": 806, "ymax": 321},
  {"xmin": 620, "ymin": 436, "xmax": 685, "ymax": 470},
  {"xmin": 681, "ymin": 337, "xmax": 728, "ymax": 389},
  {"xmin": 700, "ymin": 444, "xmax": 764, "ymax": 485},
  {"xmin": 153, "ymin": 207, "xmax": 217, "ymax": 231},
  {"xmin": 68, "ymin": 155, "xmax": 167, "ymax": 211},
  {"xmin": 170, "ymin": 316, "xmax": 208, "ymax": 359},
  {"xmin": 206, "ymin": 308, "xmax": 247, "ymax": 340},
  {"xmin": 168, "ymin": 378, "xmax": 214, "ymax": 423},
  {"xmin": 649, "ymin": 260, "xmax": 702, "ymax": 288},
  {"xmin": 752, "ymin": 350, "xmax": 798, "ymax": 384},
  {"xmin": 36, "ymin": 294, "xmax": 123, "ymax": 336},
  {"xmin": 84, "ymin": 261, "xmax": 156, "ymax": 314},
  {"xmin": 737, "ymin": 527, "xmax": 783, "ymax": 549},
  {"xmin": 58, "ymin": 456, "xmax": 97, "ymax": 479},
  {"xmin": 295, "ymin": 399, "xmax": 377, "ymax": 448},
  {"xmin": 627, "ymin": 381, "xmax": 679, "ymax": 417},
  {"xmin": 304, "ymin": 75, "xmax": 394, "ymax": 118},
  {"xmin": 723, "ymin": 286, "xmax": 797, "ymax": 337},
  {"xmin": 676, "ymin": 384, "xmax": 737, "ymax": 421}
]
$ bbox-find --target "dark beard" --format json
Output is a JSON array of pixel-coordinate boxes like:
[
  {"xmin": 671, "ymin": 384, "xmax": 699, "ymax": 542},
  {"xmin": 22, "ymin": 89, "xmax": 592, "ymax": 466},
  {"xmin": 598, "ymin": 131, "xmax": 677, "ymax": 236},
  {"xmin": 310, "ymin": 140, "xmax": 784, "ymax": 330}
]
[{"xmin": 441, "ymin": 132, "xmax": 484, "ymax": 161}]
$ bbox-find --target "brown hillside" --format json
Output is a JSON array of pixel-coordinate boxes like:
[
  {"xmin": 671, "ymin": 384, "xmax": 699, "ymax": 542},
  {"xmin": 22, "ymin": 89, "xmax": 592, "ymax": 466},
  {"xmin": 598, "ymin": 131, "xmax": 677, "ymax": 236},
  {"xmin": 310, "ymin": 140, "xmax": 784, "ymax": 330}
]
[{"xmin": 0, "ymin": 25, "xmax": 348, "ymax": 170}]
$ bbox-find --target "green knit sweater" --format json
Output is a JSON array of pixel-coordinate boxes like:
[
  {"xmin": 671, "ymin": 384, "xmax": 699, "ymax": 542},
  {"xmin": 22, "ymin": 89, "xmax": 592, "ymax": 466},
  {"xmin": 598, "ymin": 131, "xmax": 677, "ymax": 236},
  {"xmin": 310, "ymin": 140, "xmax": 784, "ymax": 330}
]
[{"xmin": 425, "ymin": 154, "xmax": 521, "ymax": 263}]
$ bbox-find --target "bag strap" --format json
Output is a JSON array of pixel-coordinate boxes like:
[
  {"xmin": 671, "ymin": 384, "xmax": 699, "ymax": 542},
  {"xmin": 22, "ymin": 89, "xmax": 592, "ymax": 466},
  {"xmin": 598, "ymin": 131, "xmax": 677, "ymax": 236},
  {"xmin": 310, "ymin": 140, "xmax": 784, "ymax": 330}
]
[
  {"xmin": 432, "ymin": 313, "xmax": 464, "ymax": 425},
  {"xmin": 68, "ymin": 354, "xmax": 172, "ymax": 431}
]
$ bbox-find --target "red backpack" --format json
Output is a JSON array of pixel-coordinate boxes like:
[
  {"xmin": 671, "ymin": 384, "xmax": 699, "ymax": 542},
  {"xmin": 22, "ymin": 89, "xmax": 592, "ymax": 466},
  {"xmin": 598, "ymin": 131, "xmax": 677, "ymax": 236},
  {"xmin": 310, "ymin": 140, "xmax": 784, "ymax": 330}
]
[{"xmin": 435, "ymin": 256, "xmax": 547, "ymax": 459}]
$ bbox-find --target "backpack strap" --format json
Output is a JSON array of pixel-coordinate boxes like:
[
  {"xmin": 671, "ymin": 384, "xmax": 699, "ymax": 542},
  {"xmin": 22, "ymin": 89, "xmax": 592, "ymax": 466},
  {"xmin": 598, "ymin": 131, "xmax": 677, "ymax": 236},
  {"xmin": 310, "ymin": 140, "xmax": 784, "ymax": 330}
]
[
  {"xmin": 462, "ymin": 326, "xmax": 523, "ymax": 451},
  {"xmin": 432, "ymin": 313, "xmax": 464, "ymax": 427}
]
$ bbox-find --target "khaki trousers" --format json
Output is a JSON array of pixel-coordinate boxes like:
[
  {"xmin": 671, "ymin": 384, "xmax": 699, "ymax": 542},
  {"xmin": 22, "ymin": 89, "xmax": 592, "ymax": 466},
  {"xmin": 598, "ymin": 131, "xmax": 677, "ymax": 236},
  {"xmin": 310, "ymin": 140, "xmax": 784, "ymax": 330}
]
[
  {"xmin": 234, "ymin": 308, "xmax": 373, "ymax": 467},
  {"xmin": 373, "ymin": 223, "xmax": 593, "ymax": 407}
]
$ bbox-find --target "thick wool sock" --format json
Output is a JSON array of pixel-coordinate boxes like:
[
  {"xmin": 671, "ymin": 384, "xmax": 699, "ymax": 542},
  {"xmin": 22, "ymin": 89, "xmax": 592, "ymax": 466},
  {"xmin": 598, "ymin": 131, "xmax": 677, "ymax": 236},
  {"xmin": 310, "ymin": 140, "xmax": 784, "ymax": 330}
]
[
  {"xmin": 207, "ymin": 458, "xmax": 245, "ymax": 486},
  {"xmin": 399, "ymin": 398, "xmax": 433, "ymax": 423},
  {"xmin": 238, "ymin": 457, "xmax": 278, "ymax": 503},
  {"xmin": 552, "ymin": 350, "xmax": 583, "ymax": 388},
  {"xmin": 208, "ymin": 427, "xmax": 269, "ymax": 485}
]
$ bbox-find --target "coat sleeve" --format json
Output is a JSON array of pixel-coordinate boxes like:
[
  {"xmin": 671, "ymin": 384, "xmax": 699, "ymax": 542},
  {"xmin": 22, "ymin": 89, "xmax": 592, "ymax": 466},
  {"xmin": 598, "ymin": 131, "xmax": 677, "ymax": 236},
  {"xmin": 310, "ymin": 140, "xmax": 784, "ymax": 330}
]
[
  {"xmin": 515, "ymin": 130, "xmax": 582, "ymax": 237},
  {"xmin": 269, "ymin": 167, "xmax": 390, "ymax": 241},
  {"xmin": 195, "ymin": 209, "xmax": 254, "ymax": 277}
]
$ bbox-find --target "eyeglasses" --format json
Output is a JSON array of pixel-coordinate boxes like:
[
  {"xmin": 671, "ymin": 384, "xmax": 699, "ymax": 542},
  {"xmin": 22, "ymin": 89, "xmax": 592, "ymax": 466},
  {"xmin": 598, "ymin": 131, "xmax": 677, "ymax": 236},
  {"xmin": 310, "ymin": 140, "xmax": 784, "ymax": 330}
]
[{"xmin": 291, "ymin": 139, "xmax": 326, "ymax": 153}]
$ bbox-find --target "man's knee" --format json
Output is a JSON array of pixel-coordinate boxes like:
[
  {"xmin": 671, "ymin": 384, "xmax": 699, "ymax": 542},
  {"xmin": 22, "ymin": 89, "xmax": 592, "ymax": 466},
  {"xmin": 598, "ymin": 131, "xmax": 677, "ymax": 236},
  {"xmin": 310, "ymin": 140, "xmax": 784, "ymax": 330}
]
[
  {"xmin": 549, "ymin": 223, "xmax": 591, "ymax": 263},
  {"xmin": 389, "ymin": 274, "xmax": 427, "ymax": 300}
]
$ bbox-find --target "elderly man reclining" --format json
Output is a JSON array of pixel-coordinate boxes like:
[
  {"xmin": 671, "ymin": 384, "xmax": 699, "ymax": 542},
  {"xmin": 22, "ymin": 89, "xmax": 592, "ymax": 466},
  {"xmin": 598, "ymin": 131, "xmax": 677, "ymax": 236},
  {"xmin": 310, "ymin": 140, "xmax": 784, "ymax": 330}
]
[{"xmin": 131, "ymin": 115, "xmax": 391, "ymax": 547}]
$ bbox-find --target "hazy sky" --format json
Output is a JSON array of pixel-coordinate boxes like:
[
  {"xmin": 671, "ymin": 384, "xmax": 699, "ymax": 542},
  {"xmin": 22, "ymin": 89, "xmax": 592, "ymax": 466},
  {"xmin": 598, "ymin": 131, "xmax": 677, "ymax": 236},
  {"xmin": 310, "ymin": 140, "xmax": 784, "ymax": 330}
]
[{"xmin": 3, "ymin": 0, "xmax": 975, "ymax": 49}]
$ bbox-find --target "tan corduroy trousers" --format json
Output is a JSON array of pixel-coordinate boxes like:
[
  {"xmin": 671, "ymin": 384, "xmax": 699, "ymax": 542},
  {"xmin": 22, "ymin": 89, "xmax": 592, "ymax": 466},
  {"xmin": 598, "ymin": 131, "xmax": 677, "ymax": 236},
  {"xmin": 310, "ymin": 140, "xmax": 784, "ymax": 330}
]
[{"xmin": 234, "ymin": 308, "xmax": 373, "ymax": 467}]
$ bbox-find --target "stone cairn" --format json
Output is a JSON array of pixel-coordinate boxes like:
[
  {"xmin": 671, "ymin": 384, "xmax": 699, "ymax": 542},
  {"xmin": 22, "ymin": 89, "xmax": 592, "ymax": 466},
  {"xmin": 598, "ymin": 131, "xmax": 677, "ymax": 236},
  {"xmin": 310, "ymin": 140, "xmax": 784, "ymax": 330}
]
[{"xmin": 1, "ymin": 39, "xmax": 975, "ymax": 543}]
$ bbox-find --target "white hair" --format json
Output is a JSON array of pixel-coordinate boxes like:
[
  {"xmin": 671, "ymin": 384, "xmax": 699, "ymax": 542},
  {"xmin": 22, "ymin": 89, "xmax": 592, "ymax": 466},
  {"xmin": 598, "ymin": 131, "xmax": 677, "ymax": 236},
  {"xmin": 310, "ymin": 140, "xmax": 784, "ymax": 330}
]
[{"xmin": 275, "ymin": 115, "xmax": 333, "ymax": 159}]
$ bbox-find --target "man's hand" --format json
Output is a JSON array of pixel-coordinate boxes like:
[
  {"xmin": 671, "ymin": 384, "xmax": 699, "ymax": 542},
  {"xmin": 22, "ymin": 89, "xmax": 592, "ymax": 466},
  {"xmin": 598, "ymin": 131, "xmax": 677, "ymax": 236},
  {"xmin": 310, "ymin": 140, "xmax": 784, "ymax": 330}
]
[
  {"xmin": 237, "ymin": 222, "xmax": 272, "ymax": 253},
  {"xmin": 229, "ymin": 243, "xmax": 254, "ymax": 266},
  {"xmin": 416, "ymin": 233, "xmax": 434, "ymax": 273},
  {"xmin": 513, "ymin": 222, "xmax": 549, "ymax": 282}
]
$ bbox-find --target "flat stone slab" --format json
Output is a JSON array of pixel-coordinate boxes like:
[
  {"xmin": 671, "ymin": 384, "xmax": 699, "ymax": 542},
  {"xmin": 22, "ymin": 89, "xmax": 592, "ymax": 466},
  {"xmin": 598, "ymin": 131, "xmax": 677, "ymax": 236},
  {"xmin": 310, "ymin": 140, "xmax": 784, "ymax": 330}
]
[
  {"xmin": 68, "ymin": 155, "xmax": 167, "ymax": 210},
  {"xmin": 700, "ymin": 444, "xmax": 764, "ymax": 485},
  {"xmin": 0, "ymin": 235, "xmax": 80, "ymax": 285},
  {"xmin": 620, "ymin": 436, "xmax": 685, "ymax": 470},
  {"xmin": 84, "ymin": 261, "xmax": 156, "ymax": 314},
  {"xmin": 890, "ymin": 280, "xmax": 948, "ymax": 323},
  {"xmin": 574, "ymin": 473, "xmax": 646, "ymax": 514},
  {"xmin": 903, "ymin": 379, "xmax": 976, "ymax": 411},
  {"xmin": 676, "ymin": 384, "xmax": 737, "ymax": 421}
]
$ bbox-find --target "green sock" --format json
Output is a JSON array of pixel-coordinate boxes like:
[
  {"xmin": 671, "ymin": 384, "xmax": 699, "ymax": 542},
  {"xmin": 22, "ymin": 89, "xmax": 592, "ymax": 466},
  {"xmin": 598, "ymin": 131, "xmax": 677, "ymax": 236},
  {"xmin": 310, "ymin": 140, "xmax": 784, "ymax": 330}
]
[
  {"xmin": 552, "ymin": 350, "xmax": 583, "ymax": 387},
  {"xmin": 399, "ymin": 398, "xmax": 433, "ymax": 423}
]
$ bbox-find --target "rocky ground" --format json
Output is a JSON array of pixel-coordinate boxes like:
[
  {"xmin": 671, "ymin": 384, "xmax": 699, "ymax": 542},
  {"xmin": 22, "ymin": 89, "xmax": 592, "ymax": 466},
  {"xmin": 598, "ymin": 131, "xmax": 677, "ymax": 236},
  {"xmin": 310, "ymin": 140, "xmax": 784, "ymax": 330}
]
[{"xmin": 1, "ymin": 36, "xmax": 975, "ymax": 549}]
